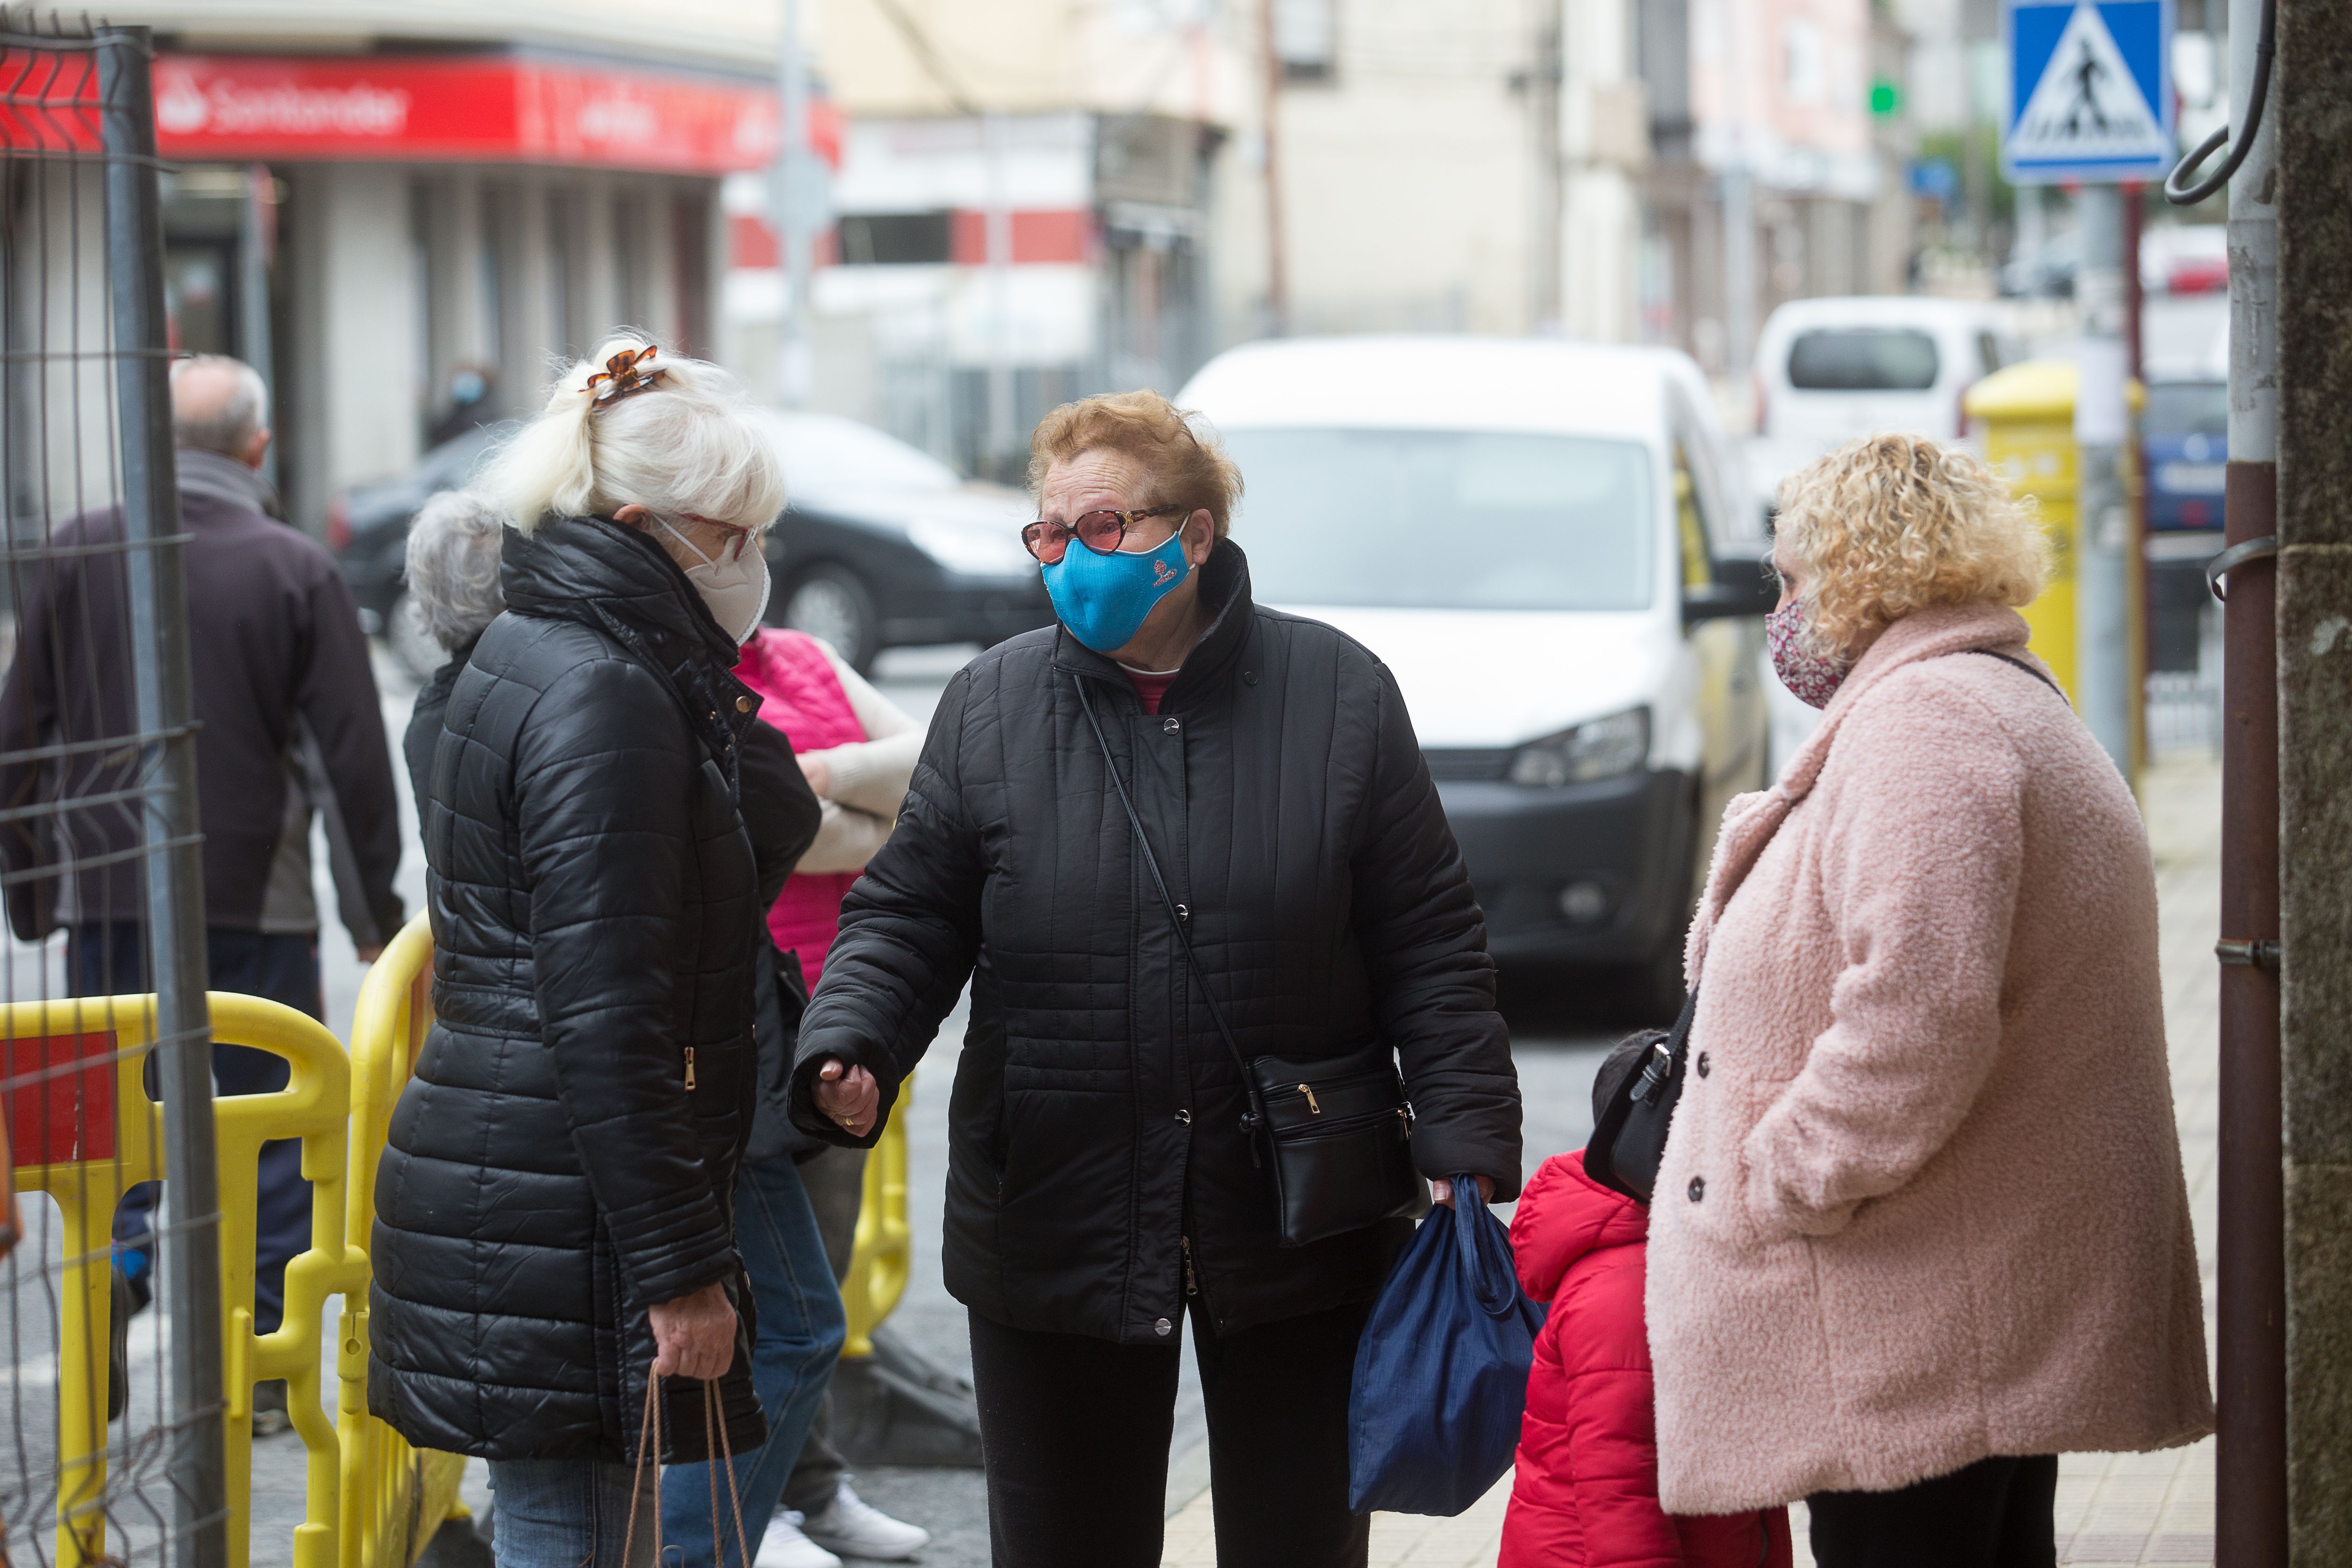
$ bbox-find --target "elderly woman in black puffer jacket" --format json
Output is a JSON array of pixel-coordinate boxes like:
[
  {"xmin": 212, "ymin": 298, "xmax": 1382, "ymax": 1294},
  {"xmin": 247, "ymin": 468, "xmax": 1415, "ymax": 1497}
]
[
  {"xmin": 369, "ymin": 336, "xmax": 819, "ymax": 1568},
  {"xmin": 793, "ymin": 390, "xmax": 1522, "ymax": 1568}
]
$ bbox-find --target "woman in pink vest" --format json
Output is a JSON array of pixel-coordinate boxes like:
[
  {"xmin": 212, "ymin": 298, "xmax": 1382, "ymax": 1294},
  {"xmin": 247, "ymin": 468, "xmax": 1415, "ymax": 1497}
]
[
  {"xmin": 730, "ymin": 626, "xmax": 927, "ymax": 1567},
  {"xmin": 737, "ymin": 629, "xmax": 923, "ymax": 986}
]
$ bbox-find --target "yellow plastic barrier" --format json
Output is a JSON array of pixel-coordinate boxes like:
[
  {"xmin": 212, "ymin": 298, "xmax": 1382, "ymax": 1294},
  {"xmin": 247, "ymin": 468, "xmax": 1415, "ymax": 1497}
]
[
  {"xmin": 840, "ymin": 1098, "xmax": 910, "ymax": 1359},
  {"xmin": 10, "ymin": 910, "xmax": 918, "ymax": 1568},
  {"xmin": 341, "ymin": 915, "xmax": 469, "ymax": 1568},
  {"xmin": 5, "ymin": 991, "xmax": 361, "ymax": 1568}
]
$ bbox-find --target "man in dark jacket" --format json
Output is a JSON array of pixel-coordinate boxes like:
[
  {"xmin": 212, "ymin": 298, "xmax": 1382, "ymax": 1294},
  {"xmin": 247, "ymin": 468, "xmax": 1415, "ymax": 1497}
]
[
  {"xmin": 793, "ymin": 391, "xmax": 1521, "ymax": 1568},
  {"xmin": 0, "ymin": 354, "xmax": 404, "ymax": 1358}
]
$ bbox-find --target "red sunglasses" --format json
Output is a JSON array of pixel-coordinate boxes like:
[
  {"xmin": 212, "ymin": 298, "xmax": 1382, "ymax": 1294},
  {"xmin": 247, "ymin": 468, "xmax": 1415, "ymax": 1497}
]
[{"xmin": 1021, "ymin": 505, "xmax": 1188, "ymax": 565}]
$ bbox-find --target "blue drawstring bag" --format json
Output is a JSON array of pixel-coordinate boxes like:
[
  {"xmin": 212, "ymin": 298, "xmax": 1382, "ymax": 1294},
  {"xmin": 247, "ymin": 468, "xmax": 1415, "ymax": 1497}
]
[{"xmin": 1346, "ymin": 1175, "xmax": 1545, "ymax": 1516}]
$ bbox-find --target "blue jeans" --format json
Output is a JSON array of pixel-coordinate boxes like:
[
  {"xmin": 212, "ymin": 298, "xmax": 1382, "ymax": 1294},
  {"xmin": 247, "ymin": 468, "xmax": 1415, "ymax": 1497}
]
[
  {"xmin": 488, "ymin": 1459, "xmax": 656, "ymax": 1568},
  {"xmin": 661, "ymin": 1155, "xmax": 846, "ymax": 1568},
  {"xmin": 71, "ymin": 923, "xmax": 322, "ymax": 1334}
]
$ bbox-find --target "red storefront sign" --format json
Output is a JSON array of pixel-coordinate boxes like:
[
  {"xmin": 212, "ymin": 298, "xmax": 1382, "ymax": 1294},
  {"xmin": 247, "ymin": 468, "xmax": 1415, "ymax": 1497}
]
[{"xmin": 0, "ymin": 50, "xmax": 840, "ymax": 174}]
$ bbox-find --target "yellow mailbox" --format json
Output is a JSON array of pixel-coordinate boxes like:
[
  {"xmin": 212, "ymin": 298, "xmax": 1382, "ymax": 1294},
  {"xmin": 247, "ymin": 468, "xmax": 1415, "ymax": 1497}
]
[
  {"xmin": 1965, "ymin": 360, "xmax": 2082, "ymax": 697},
  {"xmin": 1963, "ymin": 358, "xmax": 2144, "ymax": 756}
]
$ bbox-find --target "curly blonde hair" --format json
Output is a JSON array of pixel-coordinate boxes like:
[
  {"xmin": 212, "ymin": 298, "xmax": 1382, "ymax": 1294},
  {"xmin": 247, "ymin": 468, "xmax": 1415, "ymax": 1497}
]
[
  {"xmin": 1775, "ymin": 433, "xmax": 2049, "ymax": 656},
  {"xmin": 1027, "ymin": 390, "xmax": 1243, "ymax": 538}
]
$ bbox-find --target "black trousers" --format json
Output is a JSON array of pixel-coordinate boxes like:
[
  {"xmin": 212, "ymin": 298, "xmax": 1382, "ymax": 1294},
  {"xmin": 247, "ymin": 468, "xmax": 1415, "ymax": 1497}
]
[
  {"xmin": 1808, "ymin": 1454, "xmax": 2059, "ymax": 1568},
  {"xmin": 968, "ymin": 1299, "xmax": 1372, "ymax": 1568}
]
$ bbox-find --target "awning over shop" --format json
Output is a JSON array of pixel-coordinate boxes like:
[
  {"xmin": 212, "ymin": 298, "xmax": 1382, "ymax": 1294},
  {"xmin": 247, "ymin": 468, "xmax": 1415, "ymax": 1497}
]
[{"xmin": 100, "ymin": 52, "xmax": 840, "ymax": 175}]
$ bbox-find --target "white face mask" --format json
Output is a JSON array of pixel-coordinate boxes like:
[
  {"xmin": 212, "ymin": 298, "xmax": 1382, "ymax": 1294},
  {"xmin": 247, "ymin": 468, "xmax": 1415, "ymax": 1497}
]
[{"xmin": 654, "ymin": 514, "xmax": 772, "ymax": 645}]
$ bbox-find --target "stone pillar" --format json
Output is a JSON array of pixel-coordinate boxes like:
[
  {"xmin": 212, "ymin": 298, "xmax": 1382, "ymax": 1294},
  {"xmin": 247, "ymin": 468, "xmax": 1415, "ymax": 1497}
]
[
  {"xmin": 282, "ymin": 164, "xmax": 419, "ymax": 526},
  {"xmin": 2278, "ymin": 0, "xmax": 2352, "ymax": 1560}
]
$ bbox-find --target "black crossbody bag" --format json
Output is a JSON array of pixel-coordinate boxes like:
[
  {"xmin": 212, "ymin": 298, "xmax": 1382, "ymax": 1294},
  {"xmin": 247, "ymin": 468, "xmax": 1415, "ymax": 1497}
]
[
  {"xmin": 1076, "ymin": 676, "xmax": 1429, "ymax": 1248},
  {"xmin": 1585, "ymin": 646, "xmax": 2067, "ymax": 1204}
]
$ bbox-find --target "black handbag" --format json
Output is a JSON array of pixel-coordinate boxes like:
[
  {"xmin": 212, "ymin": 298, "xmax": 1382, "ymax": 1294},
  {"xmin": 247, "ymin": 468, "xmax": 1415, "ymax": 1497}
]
[
  {"xmin": 1075, "ymin": 677, "xmax": 1429, "ymax": 1248},
  {"xmin": 1582, "ymin": 986, "xmax": 1698, "ymax": 1204}
]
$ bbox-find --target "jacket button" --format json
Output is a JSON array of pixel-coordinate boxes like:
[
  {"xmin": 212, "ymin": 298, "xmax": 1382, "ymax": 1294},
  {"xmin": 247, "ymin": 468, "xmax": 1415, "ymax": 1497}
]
[
  {"xmin": 1688, "ymin": 1176, "xmax": 1706, "ymax": 1203},
  {"xmin": 1154, "ymin": 1318, "xmax": 1172, "ymax": 1336},
  {"xmin": 1175, "ymin": 1108, "xmax": 1191, "ymax": 1124},
  {"xmin": 1163, "ymin": 717, "xmax": 1180, "ymax": 733},
  {"xmin": 735, "ymin": 695, "xmax": 753, "ymax": 712},
  {"xmin": 1695, "ymin": 1052, "xmax": 1710, "ymax": 1078}
]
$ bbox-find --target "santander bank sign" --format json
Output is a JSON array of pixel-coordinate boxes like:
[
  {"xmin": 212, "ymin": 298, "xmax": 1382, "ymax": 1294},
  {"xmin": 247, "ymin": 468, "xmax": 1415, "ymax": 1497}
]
[
  {"xmin": 156, "ymin": 66, "xmax": 410, "ymax": 141},
  {"xmin": 145, "ymin": 55, "xmax": 835, "ymax": 176}
]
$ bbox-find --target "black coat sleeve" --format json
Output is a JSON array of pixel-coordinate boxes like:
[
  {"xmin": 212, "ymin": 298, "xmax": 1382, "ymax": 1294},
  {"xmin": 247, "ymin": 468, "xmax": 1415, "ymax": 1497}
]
[
  {"xmin": 296, "ymin": 556, "xmax": 406, "ymax": 944},
  {"xmin": 737, "ymin": 720, "xmax": 822, "ymax": 909},
  {"xmin": 787, "ymin": 667, "xmax": 986, "ymax": 1146},
  {"xmin": 514, "ymin": 656, "xmax": 737, "ymax": 1306},
  {"xmin": 1350, "ymin": 663, "xmax": 1523, "ymax": 1198},
  {"xmin": 0, "ymin": 549, "xmax": 62, "ymax": 940}
]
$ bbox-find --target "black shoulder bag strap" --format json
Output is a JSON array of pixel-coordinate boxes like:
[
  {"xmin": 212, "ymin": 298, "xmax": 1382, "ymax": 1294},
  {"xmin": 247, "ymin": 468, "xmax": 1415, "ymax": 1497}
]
[
  {"xmin": 1965, "ymin": 647, "xmax": 2067, "ymax": 698},
  {"xmin": 1072, "ymin": 674, "xmax": 1269, "ymax": 1162}
]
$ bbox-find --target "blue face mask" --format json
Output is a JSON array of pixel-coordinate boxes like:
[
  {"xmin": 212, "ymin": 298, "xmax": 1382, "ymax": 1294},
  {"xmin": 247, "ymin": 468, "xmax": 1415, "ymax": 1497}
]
[{"xmin": 1040, "ymin": 525, "xmax": 1191, "ymax": 653}]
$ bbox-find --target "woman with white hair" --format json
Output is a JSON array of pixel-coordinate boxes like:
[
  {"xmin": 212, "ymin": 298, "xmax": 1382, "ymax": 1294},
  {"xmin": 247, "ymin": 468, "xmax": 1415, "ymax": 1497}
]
[
  {"xmin": 398, "ymin": 489, "xmax": 507, "ymax": 797},
  {"xmin": 368, "ymin": 336, "xmax": 832, "ymax": 1568}
]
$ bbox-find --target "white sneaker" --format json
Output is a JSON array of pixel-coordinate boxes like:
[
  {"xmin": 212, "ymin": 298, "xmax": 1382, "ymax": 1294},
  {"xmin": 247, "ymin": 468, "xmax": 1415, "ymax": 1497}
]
[
  {"xmin": 797, "ymin": 1481, "xmax": 932, "ymax": 1561},
  {"xmin": 752, "ymin": 1511, "xmax": 842, "ymax": 1568}
]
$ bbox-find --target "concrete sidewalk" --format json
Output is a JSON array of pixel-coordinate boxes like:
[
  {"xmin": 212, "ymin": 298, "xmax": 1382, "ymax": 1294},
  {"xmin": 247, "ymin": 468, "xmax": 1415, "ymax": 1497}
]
[{"xmin": 1161, "ymin": 753, "xmax": 2223, "ymax": 1568}]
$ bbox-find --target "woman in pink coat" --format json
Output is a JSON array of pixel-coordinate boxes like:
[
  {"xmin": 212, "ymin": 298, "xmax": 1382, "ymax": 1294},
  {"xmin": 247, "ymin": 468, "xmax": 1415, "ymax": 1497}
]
[{"xmin": 1646, "ymin": 434, "xmax": 2211, "ymax": 1566}]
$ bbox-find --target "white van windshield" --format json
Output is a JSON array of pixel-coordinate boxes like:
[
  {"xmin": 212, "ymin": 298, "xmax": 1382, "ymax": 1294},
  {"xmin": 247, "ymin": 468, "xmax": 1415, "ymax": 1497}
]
[
  {"xmin": 1786, "ymin": 328, "xmax": 1941, "ymax": 391},
  {"xmin": 1220, "ymin": 428, "xmax": 1654, "ymax": 611}
]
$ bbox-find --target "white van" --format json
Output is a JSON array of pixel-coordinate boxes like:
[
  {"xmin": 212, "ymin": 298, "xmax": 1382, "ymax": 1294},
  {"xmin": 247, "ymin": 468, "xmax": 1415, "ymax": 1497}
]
[
  {"xmin": 1176, "ymin": 337, "xmax": 1774, "ymax": 1012},
  {"xmin": 1749, "ymin": 295, "xmax": 2017, "ymax": 519}
]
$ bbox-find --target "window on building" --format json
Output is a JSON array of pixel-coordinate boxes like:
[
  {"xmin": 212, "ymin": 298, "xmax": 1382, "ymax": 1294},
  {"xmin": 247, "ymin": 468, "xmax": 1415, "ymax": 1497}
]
[
  {"xmin": 835, "ymin": 212, "xmax": 955, "ymax": 266},
  {"xmin": 1274, "ymin": 0, "xmax": 1337, "ymax": 83},
  {"xmin": 1783, "ymin": 17, "xmax": 1824, "ymax": 104}
]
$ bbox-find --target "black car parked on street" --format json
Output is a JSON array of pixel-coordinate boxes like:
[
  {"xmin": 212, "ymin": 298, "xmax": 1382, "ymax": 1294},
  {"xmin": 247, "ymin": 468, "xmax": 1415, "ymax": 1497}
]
[{"xmin": 333, "ymin": 410, "xmax": 1049, "ymax": 677}]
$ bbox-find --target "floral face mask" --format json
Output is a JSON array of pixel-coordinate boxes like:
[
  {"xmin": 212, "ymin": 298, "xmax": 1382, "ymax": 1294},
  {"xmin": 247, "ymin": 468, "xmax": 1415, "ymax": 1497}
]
[{"xmin": 1766, "ymin": 599, "xmax": 1851, "ymax": 709}]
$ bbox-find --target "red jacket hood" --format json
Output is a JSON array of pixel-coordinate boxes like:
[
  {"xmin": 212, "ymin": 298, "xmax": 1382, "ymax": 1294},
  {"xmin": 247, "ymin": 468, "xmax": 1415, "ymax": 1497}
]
[{"xmin": 1509, "ymin": 1149, "xmax": 1648, "ymax": 1304}]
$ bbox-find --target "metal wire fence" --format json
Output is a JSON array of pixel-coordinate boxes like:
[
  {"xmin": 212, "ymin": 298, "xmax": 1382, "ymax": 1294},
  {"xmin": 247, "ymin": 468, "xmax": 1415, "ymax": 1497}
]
[{"xmin": 0, "ymin": 18, "xmax": 227, "ymax": 1568}]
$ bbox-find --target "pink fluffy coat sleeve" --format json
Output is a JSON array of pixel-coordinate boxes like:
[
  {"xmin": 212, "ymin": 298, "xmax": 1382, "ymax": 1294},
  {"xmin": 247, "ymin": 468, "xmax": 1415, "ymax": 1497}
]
[{"xmin": 1740, "ymin": 675, "xmax": 2028, "ymax": 1240}]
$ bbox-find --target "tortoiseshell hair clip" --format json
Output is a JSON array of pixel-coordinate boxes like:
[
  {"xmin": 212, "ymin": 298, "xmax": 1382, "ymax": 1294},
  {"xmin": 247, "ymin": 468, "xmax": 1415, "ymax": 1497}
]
[{"xmin": 582, "ymin": 344, "xmax": 666, "ymax": 408}]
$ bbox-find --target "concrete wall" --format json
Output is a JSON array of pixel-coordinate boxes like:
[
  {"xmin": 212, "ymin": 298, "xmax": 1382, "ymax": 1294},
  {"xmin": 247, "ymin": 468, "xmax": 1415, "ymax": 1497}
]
[
  {"xmin": 1253, "ymin": 0, "xmax": 1546, "ymax": 339},
  {"xmin": 2277, "ymin": 0, "xmax": 2352, "ymax": 1557}
]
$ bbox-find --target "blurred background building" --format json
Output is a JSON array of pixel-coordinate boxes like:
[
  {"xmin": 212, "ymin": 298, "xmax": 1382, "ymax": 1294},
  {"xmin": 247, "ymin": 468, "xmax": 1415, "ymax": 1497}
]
[
  {"xmin": 32, "ymin": 0, "xmax": 2235, "ymax": 511},
  {"xmin": 49, "ymin": 3, "xmax": 805, "ymax": 535}
]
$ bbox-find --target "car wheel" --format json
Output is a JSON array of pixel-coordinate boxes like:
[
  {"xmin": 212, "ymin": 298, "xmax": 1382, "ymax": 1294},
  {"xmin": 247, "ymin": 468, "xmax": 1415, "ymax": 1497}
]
[
  {"xmin": 386, "ymin": 590, "xmax": 447, "ymax": 683},
  {"xmin": 782, "ymin": 565, "xmax": 879, "ymax": 672},
  {"xmin": 1614, "ymin": 800, "xmax": 1703, "ymax": 1026}
]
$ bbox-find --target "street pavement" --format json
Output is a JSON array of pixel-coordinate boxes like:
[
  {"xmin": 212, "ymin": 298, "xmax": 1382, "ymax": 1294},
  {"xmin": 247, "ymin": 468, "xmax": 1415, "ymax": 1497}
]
[{"xmin": 49, "ymin": 643, "xmax": 2217, "ymax": 1568}]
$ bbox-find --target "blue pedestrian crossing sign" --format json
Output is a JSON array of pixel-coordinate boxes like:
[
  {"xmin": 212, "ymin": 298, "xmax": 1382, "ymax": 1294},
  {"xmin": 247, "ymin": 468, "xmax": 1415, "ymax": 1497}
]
[{"xmin": 2003, "ymin": 0, "xmax": 2174, "ymax": 184}]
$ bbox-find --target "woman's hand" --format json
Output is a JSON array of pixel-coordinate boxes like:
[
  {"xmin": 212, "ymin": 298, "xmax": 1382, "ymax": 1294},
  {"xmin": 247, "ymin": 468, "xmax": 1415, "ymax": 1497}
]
[
  {"xmin": 1430, "ymin": 1176, "xmax": 1496, "ymax": 1208},
  {"xmin": 815, "ymin": 1057, "xmax": 880, "ymax": 1137},
  {"xmin": 648, "ymin": 1280, "xmax": 737, "ymax": 1381},
  {"xmin": 799, "ymin": 754, "xmax": 834, "ymax": 799}
]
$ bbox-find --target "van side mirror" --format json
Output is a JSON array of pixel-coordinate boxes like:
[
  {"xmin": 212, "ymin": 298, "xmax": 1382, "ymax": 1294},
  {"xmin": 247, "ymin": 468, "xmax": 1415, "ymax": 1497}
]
[{"xmin": 1682, "ymin": 554, "xmax": 1779, "ymax": 625}]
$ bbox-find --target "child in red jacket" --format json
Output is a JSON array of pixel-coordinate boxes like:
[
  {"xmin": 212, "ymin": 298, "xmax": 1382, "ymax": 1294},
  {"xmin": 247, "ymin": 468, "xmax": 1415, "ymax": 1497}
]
[{"xmin": 1499, "ymin": 1050, "xmax": 1793, "ymax": 1568}]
